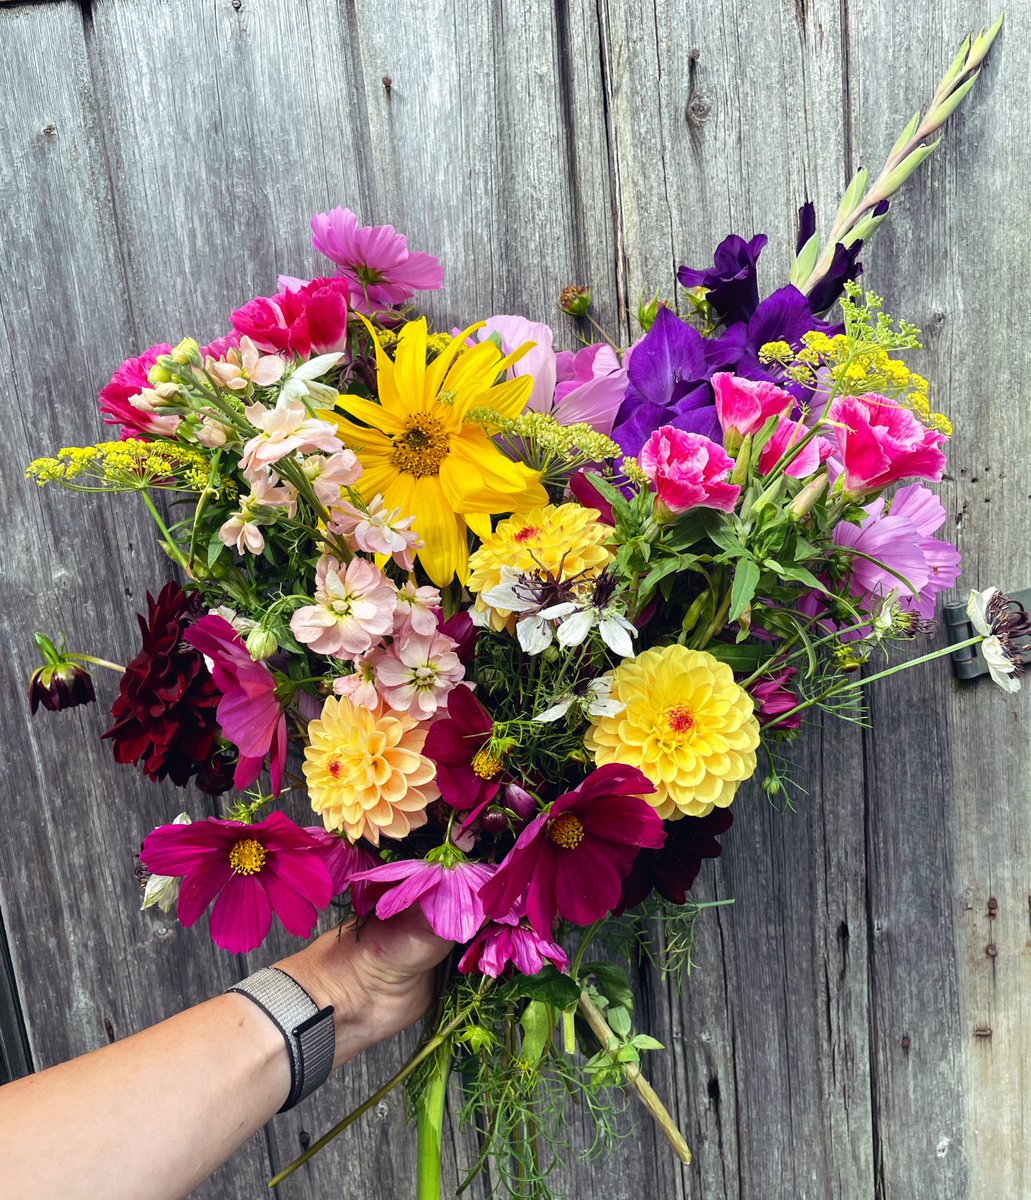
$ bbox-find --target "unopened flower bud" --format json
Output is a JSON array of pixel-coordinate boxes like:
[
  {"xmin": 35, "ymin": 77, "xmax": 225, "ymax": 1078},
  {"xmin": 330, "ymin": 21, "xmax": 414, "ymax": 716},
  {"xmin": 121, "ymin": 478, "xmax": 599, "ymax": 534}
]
[
  {"xmin": 788, "ymin": 471, "xmax": 829, "ymax": 520},
  {"xmin": 171, "ymin": 337, "xmax": 200, "ymax": 365},
  {"xmin": 637, "ymin": 291, "xmax": 665, "ymax": 332},
  {"xmin": 245, "ymin": 626, "xmax": 279, "ymax": 661},
  {"xmin": 559, "ymin": 285, "xmax": 591, "ymax": 317},
  {"xmin": 147, "ymin": 360, "xmax": 174, "ymax": 385},
  {"xmin": 730, "ymin": 434, "xmax": 752, "ymax": 483},
  {"xmin": 503, "ymin": 783, "xmax": 537, "ymax": 820},
  {"xmin": 29, "ymin": 660, "xmax": 96, "ymax": 715},
  {"xmin": 479, "ymin": 809, "xmax": 508, "ymax": 834}
]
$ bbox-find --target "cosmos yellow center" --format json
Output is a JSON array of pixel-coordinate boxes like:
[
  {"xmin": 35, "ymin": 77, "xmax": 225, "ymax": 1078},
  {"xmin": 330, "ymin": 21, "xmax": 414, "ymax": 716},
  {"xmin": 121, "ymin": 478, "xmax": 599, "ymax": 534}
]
[
  {"xmin": 664, "ymin": 705, "xmax": 695, "ymax": 737},
  {"xmin": 549, "ymin": 812, "xmax": 585, "ymax": 849},
  {"xmin": 471, "ymin": 748, "xmax": 503, "ymax": 780},
  {"xmin": 228, "ymin": 838, "xmax": 267, "ymax": 876},
  {"xmin": 390, "ymin": 414, "xmax": 450, "ymax": 478}
]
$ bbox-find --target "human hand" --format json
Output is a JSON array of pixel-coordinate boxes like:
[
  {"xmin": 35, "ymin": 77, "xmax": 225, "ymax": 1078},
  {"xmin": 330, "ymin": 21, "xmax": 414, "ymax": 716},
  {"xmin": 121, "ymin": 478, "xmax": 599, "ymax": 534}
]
[{"xmin": 274, "ymin": 910, "xmax": 452, "ymax": 1067}]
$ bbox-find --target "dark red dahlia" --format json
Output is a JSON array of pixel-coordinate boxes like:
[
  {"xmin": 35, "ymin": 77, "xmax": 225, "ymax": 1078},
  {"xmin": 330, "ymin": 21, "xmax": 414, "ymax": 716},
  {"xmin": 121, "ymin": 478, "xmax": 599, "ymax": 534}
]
[
  {"xmin": 617, "ymin": 808, "xmax": 733, "ymax": 912},
  {"xmin": 102, "ymin": 582, "xmax": 224, "ymax": 790}
]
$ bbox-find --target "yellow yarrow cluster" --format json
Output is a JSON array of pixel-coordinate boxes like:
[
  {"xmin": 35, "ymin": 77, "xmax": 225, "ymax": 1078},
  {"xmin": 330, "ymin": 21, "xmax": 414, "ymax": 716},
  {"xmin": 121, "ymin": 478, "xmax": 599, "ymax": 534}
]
[
  {"xmin": 26, "ymin": 440, "xmax": 213, "ymax": 493},
  {"xmin": 467, "ymin": 502, "xmax": 614, "ymax": 630},
  {"xmin": 469, "ymin": 407, "xmax": 620, "ymax": 466},
  {"xmin": 303, "ymin": 695, "xmax": 439, "ymax": 844},
  {"xmin": 585, "ymin": 644, "xmax": 760, "ymax": 819}
]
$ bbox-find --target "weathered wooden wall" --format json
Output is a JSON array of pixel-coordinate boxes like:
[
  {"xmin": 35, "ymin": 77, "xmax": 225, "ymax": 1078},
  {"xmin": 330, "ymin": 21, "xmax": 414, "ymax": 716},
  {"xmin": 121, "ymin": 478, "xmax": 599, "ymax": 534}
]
[{"xmin": 0, "ymin": 1, "xmax": 1027, "ymax": 1197}]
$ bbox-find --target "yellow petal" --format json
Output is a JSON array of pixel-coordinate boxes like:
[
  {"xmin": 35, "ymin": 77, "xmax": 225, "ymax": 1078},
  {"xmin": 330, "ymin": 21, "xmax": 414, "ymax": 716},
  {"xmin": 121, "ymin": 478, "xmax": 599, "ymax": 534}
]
[
  {"xmin": 333, "ymin": 394, "xmax": 408, "ymax": 436},
  {"xmin": 410, "ymin": 475, "xmax": 468, "ymax": 586}
]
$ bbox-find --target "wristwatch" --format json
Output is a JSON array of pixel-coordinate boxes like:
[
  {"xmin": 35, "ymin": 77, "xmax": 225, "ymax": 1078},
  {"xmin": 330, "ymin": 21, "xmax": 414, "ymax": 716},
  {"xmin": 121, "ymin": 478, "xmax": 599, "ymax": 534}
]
[{"xmin": 227, "ymin": 967, "xmax": 335, "ymax": 1112}]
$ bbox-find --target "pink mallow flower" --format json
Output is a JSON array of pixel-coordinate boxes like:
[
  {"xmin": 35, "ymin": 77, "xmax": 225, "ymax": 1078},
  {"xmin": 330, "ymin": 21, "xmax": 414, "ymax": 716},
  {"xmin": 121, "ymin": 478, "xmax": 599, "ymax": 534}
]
[
  {"xmin": 458, "ymin": 899, "xmax": 569, "ymax": 978},
  {"xmin": 231, "ymin": 277, "xmax": 351, "ymax": 359},
  {"xmin": 757, "ymin": 418, "xmax": 832, "ymax": 478},
  {"xmin": 834, "ymin": 483, "xmax": 961, "ymax": 620},
  {"xmin": 639, "ymin": 426, "xmax": 740, "ymax": 517},
  {"xmin": 310, "ymin": 206, "xmax": 444, "ymax": 310},
  {"xmin": 140, "ymin": 811, "xmax": 333, "ymax": 954},
  {"xmin": 328, "ymin": 494, "xmax": 423, "ymax": 570},
  {"xmin": 301, "ymin": 449, "xmax": 362, "ymax": 508},
  {"xmin": 374, "ymin": 631, "xmax": 465, "ymax": 719},
  {"xmin": 98, "ymin": 344, "xmax": 179, "ymax": 438},
  {"xmin": 184, "ymin": 615, "xmax": 289, "ymax": 793},
  {"xmin": 290, "ymin": 555, "xmax": 397, "ymax": 658},
  {"xmin": 828, "ymin": 394, "xmax": 948, "ymax": 496},
  {"xmin": 480, "ymin": 764, "xmax": 666, "ymax": 936},
  {"xmin": 712, "ymin": 372, "xmax": 794, "ymax": 451},
  {"xmin": 351, "ymin": 857, "xmax": 496, "ymax": 943},
  {"xmin": 240, "ymin": 399, "xmax": 343, "ymax": 475}
]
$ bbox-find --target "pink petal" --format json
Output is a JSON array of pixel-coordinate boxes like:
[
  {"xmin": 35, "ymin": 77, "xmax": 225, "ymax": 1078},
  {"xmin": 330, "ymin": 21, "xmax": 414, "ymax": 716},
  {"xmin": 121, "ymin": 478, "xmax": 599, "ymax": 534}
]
[
  {"xmin": 260, "ymin": 871, "xmax": 322, "ymax": 939},
  {"xmin": 208, "ymin": 874, "xmax": 274, "ymax": 952},
  {"xmin": 177, "ymin": 859, "xmax": 234, "ymax": 927}
]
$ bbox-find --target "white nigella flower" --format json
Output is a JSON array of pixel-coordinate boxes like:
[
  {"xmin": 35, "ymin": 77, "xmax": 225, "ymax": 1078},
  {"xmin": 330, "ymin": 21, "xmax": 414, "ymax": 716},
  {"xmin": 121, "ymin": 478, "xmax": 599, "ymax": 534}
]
[
  {"xmin": 482, "ymin": 568, "xmax": 558, "ymax": 655},
  {"xmin": 534, "ymin": 675, "xmax": 626, "ymax": 723},
  {"xmin": 140, "ymin": 813, "xmax": 191, "ymax": 912},
  {"xmin": 542, "ymin": 598, "xmax": 637, "ymax": 658},
  {"xmin": 278, "ymin": 353, "xmax": 344, "ymax": 406},
  {"xmin": 966, "ymin": 587, "xmax": 1030, "ymax": 693}
]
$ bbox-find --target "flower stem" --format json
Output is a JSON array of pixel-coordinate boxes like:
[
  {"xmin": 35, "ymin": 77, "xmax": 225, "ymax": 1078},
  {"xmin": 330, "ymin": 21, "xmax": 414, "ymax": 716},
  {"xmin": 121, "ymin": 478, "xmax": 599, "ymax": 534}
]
[
  {"xmin": 577, "ymin": 990, "xmax": 692, "ymax": 1166},
  {"xmin": 416, "ymin": 1044, "xmax": 449, "ymax": 1200},
  {"xmin": 140, "ymin": 491, "xmax": 189, "ymax": 572},
  {"xmin": 65, "ymin": 653, "xmax": 125, "ymax": 675}
]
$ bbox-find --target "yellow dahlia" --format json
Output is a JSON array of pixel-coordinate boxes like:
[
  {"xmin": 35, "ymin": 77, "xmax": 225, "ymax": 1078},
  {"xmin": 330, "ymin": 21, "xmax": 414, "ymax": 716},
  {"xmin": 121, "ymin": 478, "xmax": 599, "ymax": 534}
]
[
  {"xmin": 323, "ymin": 316, "xmax": 548, "ymax": 586},
  {"xmin": 585, "ymin": 645, "xmax": 760, "ymax": 819},
  {"xmin": 467, "ymin": 503, "xmax": 614, "ymax": 630},
  {"xmin": 303, "ymin": 695, "xmax": 439, "ymax": 844}
]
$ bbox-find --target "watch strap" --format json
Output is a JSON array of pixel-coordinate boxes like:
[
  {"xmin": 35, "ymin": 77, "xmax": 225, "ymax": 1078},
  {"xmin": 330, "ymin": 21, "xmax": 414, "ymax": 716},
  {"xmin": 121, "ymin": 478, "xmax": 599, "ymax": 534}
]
[{"xmin": 227, "ymin": 967, "xmax": 335, "ymax": 1112}]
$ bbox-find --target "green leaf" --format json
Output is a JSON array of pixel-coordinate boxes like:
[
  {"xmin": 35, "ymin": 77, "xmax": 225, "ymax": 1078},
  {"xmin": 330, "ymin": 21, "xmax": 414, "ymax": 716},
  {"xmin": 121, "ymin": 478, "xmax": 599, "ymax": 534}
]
[
  {"xmin": 519, "ymin": 1000, "xmax": 553, "ymax": 1067},
  {"xmin": 704, "ymin": 641, "xmax": 767, "ymax": 671},
  {"xmin": 584, "ymin": 962, "xmax": 634, "ymax": 1012},
  {"xmin": 789, "ymin": 230, "xmax": 821, "ymax": 288},
  {"xmin": 207, "ymin": 531, "xmax": 227, "ymax": 569},
  {"xmin": 608, "ymin": 1005, "xmax": 632, "ymax": 1038},
  {"xmin": 663, "ymin": 507, "xmax": 722, "ymax": 551},
  {"xmin": 639, "ymin": 554, "xmax": 691, "ymax": 598},
  {"xmin": 631, "ymin": 1034, "xmax": 665, "ymax": 1052},
  {"xmin": 763, "ymin": 559, "xmax": 829, "ymax": 593},
  {"xmin": 580, "ymin": 472, "xmax": 632, "ymax": 524},
  {"xmin": 729, "ymin": 558, "xmax": 760, "ymax": 622},
  {"xmin": 503, "ymin": 964, "xmax": 581, "ymax": 1011}
]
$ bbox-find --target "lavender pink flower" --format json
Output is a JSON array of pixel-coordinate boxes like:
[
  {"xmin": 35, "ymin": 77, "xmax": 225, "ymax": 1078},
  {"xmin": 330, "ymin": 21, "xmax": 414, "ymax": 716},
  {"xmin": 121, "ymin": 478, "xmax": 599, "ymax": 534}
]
[
  {"xmin": 639, "ymin": 426, "xmax": 740, "ymax": 516},
  {"xmin": 205, "ymin": 335, "xmax": 285, "ymax": 390},
  {"xmin": 351, "ymin": 858, "xmax": 496, "ymax": 943},
  {"xmin": 303, "ymin": 826, "xmax": 380, "ymax": 894},
  {"xmin": 240, "ymin": 399, "xmax": 343, "ymax": 476},
  {"xmin": 289, "ymin": 555, "xmax": 397, "ymax": 658},
  {"xmin": 373, "ymin": 630, "xmax": 465, "ymax": 719},
  {"xmin": 459, "ymin": 907, "xmax": 569, "ymax": 978},
  {"xmin": 328, "ymin": 494, "xmax": 423, "ymax": 570},
  {"xmin": 301, "ymin": 449, "xmax": 362, "ymax": 508},
  {"xmin": 828, "ymin": 394, "xmax": 948, "ymax": 495},
  {"xmin": 394, "ymin": 581, "xmax": 443, "ymax": 637}
]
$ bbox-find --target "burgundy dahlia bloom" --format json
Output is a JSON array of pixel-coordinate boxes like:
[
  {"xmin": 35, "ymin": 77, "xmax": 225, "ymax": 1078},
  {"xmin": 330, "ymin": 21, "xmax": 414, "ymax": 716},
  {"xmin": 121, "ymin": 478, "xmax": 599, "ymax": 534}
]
[
  {"xmin": 140, "ymin": 811, "xmax": 333, "ymax": 953},
  {"xmin": 29, "ymin": 660, "xmax": 96, "ymax": 715},
  {"xmin": 618, "ymin": 809, "xmax": 733, "ymax": 912},
  {"xmin": 422, "ymin": 687, "xmax": 502, "ymax": 818},
  {"xmin": 480, "ymin": 764, "xmax": 666, "ymax": 935},
  {"xmin": 102, "ymin": 583, "xmax": 222, "ymax": 788}
]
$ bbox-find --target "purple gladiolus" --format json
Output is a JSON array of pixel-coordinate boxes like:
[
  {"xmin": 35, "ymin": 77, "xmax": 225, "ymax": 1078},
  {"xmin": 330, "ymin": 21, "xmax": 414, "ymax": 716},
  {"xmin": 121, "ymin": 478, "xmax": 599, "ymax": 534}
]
[{"xmin": 677, "ymin": 233, "xmax": 768, "ymax": 324}]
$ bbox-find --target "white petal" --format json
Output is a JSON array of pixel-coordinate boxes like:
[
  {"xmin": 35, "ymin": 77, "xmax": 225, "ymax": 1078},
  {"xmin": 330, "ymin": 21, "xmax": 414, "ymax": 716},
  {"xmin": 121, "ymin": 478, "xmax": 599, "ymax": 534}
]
[
  {"xmin": 982, "ymin": 636, "xmax": 1021, "ymax": 693},
  {"xmin": 587, "ymin": 697, "xmax": 626, "ymax": 718},
  {"xmin": 534, "ymin": 698, "xmax": 574, "ymax": 722},
  {"xmin": 599, "ymin": 614, "xmax": 636, "ymax": 658},
  {"xmin": 966, "ymin": 587, "xmax": 997, "ymax": 637},
  {"xmin": 517, "ymin": 615, "xmax": 553, "ymax": 655},
  {"xmin": 556, "ymin": 609, "xmax": 595, "ymax": 647},
  {"xmin": 484, "ymin": 583, "xmax": 537, "ymax": 612},
  {"xmin": 295, "ymin": 353, "xmax": 343, "ymax": 380},
  {"xmin": 539, "ymin": 602, "xmax": 577, "ymax": 619}
]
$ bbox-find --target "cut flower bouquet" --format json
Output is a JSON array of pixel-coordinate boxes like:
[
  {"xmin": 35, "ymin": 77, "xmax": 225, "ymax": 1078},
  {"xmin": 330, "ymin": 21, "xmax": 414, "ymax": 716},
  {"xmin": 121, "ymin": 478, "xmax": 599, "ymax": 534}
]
[{"xmin": 26, "ymin": 16, "xmax": 1025, "ymax": 1197}]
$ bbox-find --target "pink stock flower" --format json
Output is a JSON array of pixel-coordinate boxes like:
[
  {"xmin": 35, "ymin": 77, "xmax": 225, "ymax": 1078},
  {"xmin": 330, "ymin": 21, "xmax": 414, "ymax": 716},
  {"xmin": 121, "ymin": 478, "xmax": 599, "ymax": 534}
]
[
  {"xmin": 230, "ymin": 277, "xmax": 351, "ymax": 359},
  {"xmin": 302, "ymin": 449, "xmax": 362, "ymax": 508},
  {"xmin": 639, "ymin": 426, "xmax": 740, "ymax": 516},
  {"xmin": 303, "ymin": 826, "xmax": 380, "ymax": 894},
  {"xmin": 98, "ymin": 344, "xmax": 179, "ymax": 438},
  {"xmin": 834, "ymin": 483, "xmax": 961, "ymax": 620},
  {"xmin": 828, "ymin": 394, "xmax": 948, "ymax": 495},
  {"xmin": 458, "ymin": 901, "xmax": 569, "ymax": 978},
  {"xmin": 332, "ymin": 653, "xmax": 382, "ymax": 709},
  {"xmin": 480, "ymin": 764, "xmax": 666, "ymax": 936},
  {"xmin": 310, "ymin": 206, "xmax": 444, "ymax": 310},
  {"xmin": 205, "ymin": 335, "xmax": 286, "ymax": 391},
  {"xmin": 373, "ymin": 630, "xmax": 465, "ymax": 719},
  {"xmin": 140, "ymin": 812, "xmax": 333, "ymax": 953},
  {"xmin": 394, "ymin": 581, "xmax": 443, "ymax": 637},
  {"xmin": 712, "ymin": 372, "xmax": 794, "ymax": 448},
  {"xmin": 351, "ymin": 857, "xmax": 496, "ymax": 943},
  {"xmin": 240, "ymin": 399, "xmax": 343, "ymax": 475},
  {"xmin": 750, "ymin": 667, "xmax": 802, "ymax": 729},
  {"xmin": 219, "ymin": 470, "xmax": 297, "ymax": 555},
  {"xmin": 328, "ymin": 494, "xmax": 423, "ymax": 570},
  {"xmin": 183, "ymin": 615, "xmax": 289, "ymax": 794},
  {"xmin": 290, "ymin": 555, "xmax": 397, "ymax": 658},
  {"xmin": 757, "ymin": 418, "xmax": 832, "ymax": 478}
]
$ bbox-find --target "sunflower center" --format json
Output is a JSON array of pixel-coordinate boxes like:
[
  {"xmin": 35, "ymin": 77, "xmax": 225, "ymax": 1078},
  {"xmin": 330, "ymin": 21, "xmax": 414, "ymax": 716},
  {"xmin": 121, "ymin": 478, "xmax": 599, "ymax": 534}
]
[
  {"xmin": 471, "ymin": 747, "xmax": 503, "ymax": 780},
  {"xmin": 549, "ymin": 812, "xmax": 585, "ymax": 849},
  {"xmin": 390, "ymin": 415, "xmax": 450, "ymax": 478},
  {"xmin": 664, "ymin": 705, "xmax": 695, "ymax": 736},
  {"xmin": 228, "ymin": 837, "xmax": 267, "ymax": 876}
]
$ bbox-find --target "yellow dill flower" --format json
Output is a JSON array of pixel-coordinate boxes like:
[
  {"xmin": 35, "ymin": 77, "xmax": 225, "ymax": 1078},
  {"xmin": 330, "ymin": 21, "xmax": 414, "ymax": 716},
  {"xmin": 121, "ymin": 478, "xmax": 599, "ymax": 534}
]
[
  {"xmin": 585, "ymin": 644, "xmax": 760, "ymax": 819},
  {"xmin": 467, "ymin": 503, "xmax": 614, "ymax": 630},
  {"xmin": 26, "ymin": 440, "xmax": 208, "ymax": 492},
  {"xmin": 303, "ymin": 695, "xmax": 439, "ymax": 845},
  {"xmin": 323, "ymin": 316, "xmax": 548, "ymax": 586}
]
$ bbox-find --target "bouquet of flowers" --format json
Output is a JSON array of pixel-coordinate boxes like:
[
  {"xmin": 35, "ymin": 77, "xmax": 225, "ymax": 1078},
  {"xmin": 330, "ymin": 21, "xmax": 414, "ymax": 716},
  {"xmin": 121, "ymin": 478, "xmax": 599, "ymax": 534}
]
[{"xmin": 26, "ymin": 16, "xmax": 1022, "ymax": 1198}]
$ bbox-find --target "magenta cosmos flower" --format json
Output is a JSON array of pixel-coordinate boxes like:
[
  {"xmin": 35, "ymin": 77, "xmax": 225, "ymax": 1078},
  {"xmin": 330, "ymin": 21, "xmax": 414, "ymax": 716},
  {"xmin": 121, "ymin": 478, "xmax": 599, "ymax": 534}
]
[
  {"xmin": 480, "ymin": 764, "xmax": 666, "ymax": 936},
  {"xmin": 140, "ymin": 812, "xmax": 334, "ymax": 953},
  {"xmin": 459, "ymin": 907, "xmax": 569, "ymax": 978},
  {"xmin": 183, "ymin": 614, "xmax": 288, "ymax": 794},
  {"xmin": 350, "ymin": 858, "xmax": 497, "ymax": 943},
  {"xmin": 310, "ymin": 206, "xmax": 444, "ymax": 310},
  {"xmin": 422, "ymin": 686, "xmax": 502, "ymax": 819}
]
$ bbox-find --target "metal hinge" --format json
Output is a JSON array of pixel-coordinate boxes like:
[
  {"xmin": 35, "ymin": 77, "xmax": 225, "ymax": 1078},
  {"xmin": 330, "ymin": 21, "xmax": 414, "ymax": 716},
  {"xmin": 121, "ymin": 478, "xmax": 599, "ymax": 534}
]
[{"xmin": 942, "ymin": 587, "xmax": 1031, "ymax": 681}]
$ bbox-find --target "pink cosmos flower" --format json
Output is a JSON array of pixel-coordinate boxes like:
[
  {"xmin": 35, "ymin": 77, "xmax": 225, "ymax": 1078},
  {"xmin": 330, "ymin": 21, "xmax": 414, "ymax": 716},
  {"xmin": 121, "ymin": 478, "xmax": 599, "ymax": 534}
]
[
  {"xmin": 310, "ymin": 206, "xmax": 444, "ymax": 310},
  {"xmin": 230, "ymin": 277, "xmax": 352, "ymax": 359},
  {"xmin": 290, "ymin": 556, "xmax": 397, "ymax": 658},
  {"xmin": 750, "ymin": 667, "xmax": 802, "ymax": 729},
  {"xmin": 219, "ymin": 470, "xmax": 298, "ymax": 555},
  {"xmin": 98, "ymin": 344, "xmax": 179, "ymax": 438},
  {"xmin": 350, "ymin": 857, "xmax": 496, "ymax": 943},
  {"xmin": 328, "ymin": 494, "xmax": 423, "ymax": 570},
  {"xmin": 302, "ymin": 449, "xmax": 363, "ymax": 508},
  {"xmin": 712, "ymin": 372, "xmax": 794, "ymax": 449},
  {"xmin": 639, "ymin": 426, "xmax": 740, "ymax": 516},
  {"xmin": 332, "ymin": 651, "xmax": 383, "ymax": 709},
  {"xmin": 374, "ymin": 630, "xmax": 465, "ymax": 719},
  {"xmin": 480, "ymin": 764, "xmax": 666, "ymax": 935},
  {"xmin": 205, "ymin": 335, "xmax": 286, "ymax": 391},
  {"xmin": 828, "ymin": 394, "xmax": 948, "ymax": 495},
  {"xmin": 140, "ymin": 811, "xmax": 333, "ymax": 953},
  {"xmin": 394, "ymin": 581, "xmax": 443, "ymax": 637},
  {"xmin": 183, "ymin": 615, "xmax": 289, "ymax": 793},
  {"xmin": 303, "ymin": 826, "xmax": 380, "ymax": 893},
  {"xmin": 757, "ymin": 417, "xmax": 832, "ymax": 478},
  {"xmin": 834, "ymin": 483, "xmax": 961, "ymax": 620},
  {"xmin": 458, "ymin": 900, "xmax": 569, "ymax": 978},
  {"xmin": 240, "ymin": 399, "xmax": 343, "ymax": 475}
]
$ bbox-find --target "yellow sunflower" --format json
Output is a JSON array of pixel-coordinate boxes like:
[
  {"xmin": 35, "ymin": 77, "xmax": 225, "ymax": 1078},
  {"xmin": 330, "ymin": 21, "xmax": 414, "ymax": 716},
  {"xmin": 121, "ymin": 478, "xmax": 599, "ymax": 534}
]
[{"xmin": 323, "ymin": 317, "xmax": 549, "ymax": 586}]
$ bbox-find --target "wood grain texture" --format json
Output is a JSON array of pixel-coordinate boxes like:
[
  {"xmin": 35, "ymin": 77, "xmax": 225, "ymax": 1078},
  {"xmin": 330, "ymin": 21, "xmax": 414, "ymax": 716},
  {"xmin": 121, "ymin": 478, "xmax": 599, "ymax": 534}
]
[{"xmin": 0, "ymin": 0, "xmax": 1027, "ymax": 1197}]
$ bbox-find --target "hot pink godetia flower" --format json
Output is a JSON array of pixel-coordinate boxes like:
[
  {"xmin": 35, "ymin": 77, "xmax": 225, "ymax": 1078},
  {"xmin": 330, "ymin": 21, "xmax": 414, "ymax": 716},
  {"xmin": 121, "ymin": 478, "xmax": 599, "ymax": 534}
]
[
  {"xmin": 289, "ymin": 555, "xmax": 397, "ymax": 658},
  {"xmin": 828, "ymin": 393, "xmax": 948, "ymax": 495},
  {"xmin": 230, "ymin": 276, "xmax": 352, "ymax": 359},
  {"xmin": 757, "ymin": 417, "xmax": 833, "ymax": 478},
  {"xmin": 712, "ymin": 371, "xmax": 794, "ymax": 452},
  {"xmin": 639, "ymin": 426, "xmax": 740, "ymax": 517},
  {"xmin": 98, "ymin": 344, "xmax": 179, "ymax": 438}
]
